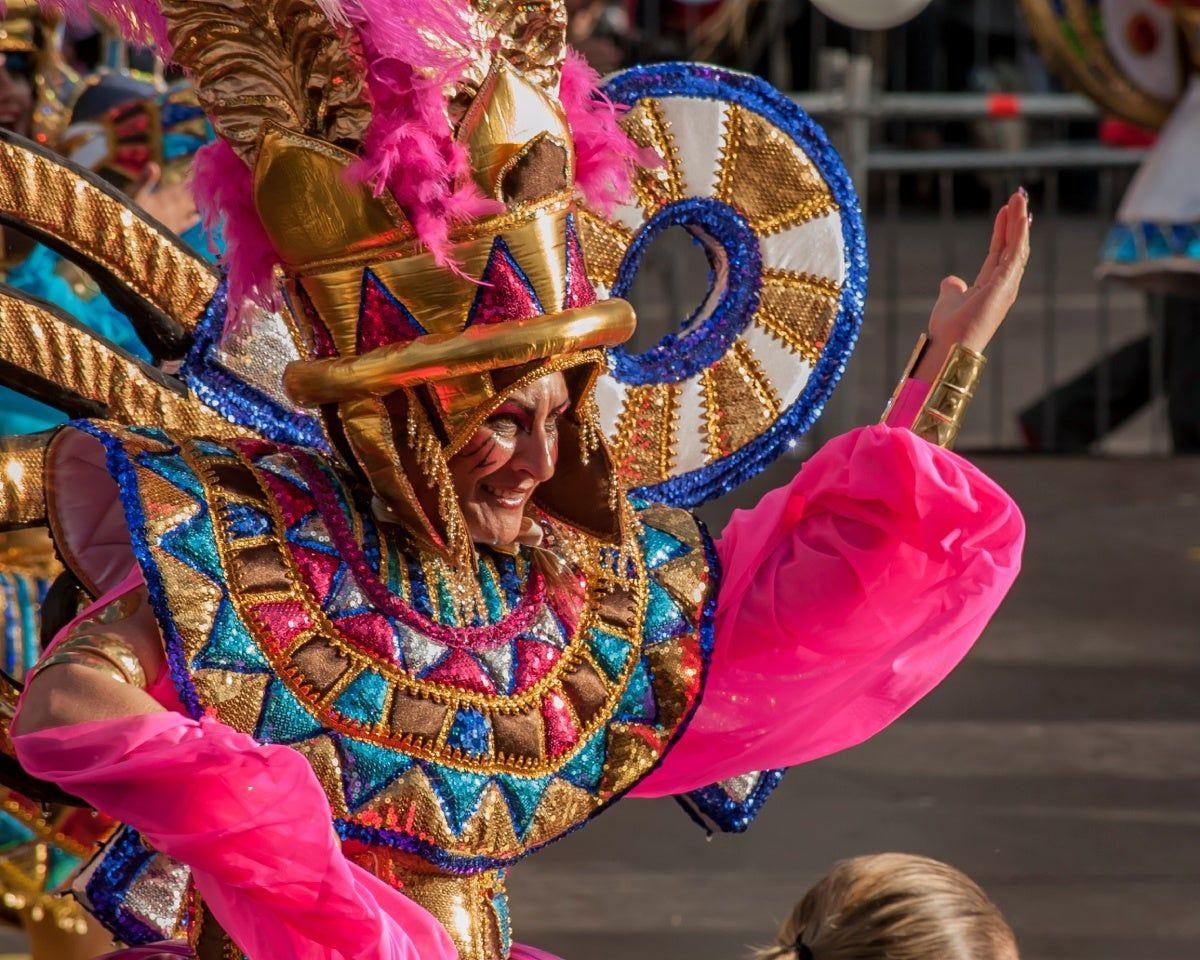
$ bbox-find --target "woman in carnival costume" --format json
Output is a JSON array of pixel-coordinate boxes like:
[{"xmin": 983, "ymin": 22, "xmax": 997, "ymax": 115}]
[{"xmin": 0, "ymin": 0, "xmax": 1028, "ymax": 957}]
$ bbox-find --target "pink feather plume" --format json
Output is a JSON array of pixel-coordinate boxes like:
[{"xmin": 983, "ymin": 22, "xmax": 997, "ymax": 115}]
[
  {"xmin": 190, "ymin": 140, "xmax": 281, "ymax": 324},
  {"xmin": 338, "ymin": 0, "xmax": 502, "ymax": 265},
  {"xmin": 560, "ymin": 49, "xmax": 640, "ymax": 213}
]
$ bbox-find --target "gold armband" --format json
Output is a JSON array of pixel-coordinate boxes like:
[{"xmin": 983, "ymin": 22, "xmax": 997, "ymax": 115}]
[
  {"xmin": 27, "ymin": 591, "xmax": 149, "ymax": 688},
  {"xmin": 911, "ymin": 341, "xmax": 986, "ymax": 448},
  {"xmin": 28, "ymin": 633, "xmax": 148, "ymax": 688},
  {"xmin": 884, "ymin": 335, "xmax": 986, "ymax": 449}
]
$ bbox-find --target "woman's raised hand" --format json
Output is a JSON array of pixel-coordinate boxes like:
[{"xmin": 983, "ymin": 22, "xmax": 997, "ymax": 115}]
[{"xmin": 915, "ymin": 189, "xmax": 1031, "ymax": 380}]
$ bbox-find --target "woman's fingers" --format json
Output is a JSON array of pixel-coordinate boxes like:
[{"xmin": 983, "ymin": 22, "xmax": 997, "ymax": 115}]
[
  {"xmin": 1003, "ymin": 189, "xmax": 1028, "ymax": 255},
  {"xmin": 974, "ymin": 205, "xmax": 1009, "ymax": 286}
]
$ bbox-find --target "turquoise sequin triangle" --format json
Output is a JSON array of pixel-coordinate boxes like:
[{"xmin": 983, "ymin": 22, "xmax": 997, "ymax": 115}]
[
  {"xmin": 46, "ymin": 846, "xmax": 81, "ymax": 890},
  {"xmin": 433, "ymin": 575, "xmax": 460, "ymax": 627},
  {"xmin": 496, "ymin": 774, "xmax": 552, "ymax": 839},
  {"xmin": 255, "ymin": 677, "xmax": 325, "ymax": 745},
  {"xmin": 194, "ymin": 598, "xmax": 269, "ymax": 673},
  {"xmin": 331, "ymin": 669, "xmax": 389, "ymax": 726},
  {"xmin": 615, "ymin": 657, "xmax": 656, "ymax": 723},
  {"xmin": 0, "ymin": 810, "xmax": 34, "ymax": 850},
  {"xmin": 639, "ymin": 523, "xmax": 689, "ymax": 570},
  {"xmin": 557, "ymin": 730, "xmax": 607, "ymax": 792},
  {"xmin": 192, "ymin": 439, "xmax": 236, "ymax": 459},
  {"xmin": 335, "ymin": 736, "xmax": 414, "ymax": 811},
  {"xmin": 587, "ymin": 628, "xmax": 631, "ymax": 681},
  {"xmin": 422, "ymin": 763, "xmax": 491, "ymax": 834},
  {"xmin": 643, "ymin": 576, "xmax": 687, "ymax": 644},
  {"xmin": 160, "ymin": 510, "xmax": 223, "ymax": 582},
  {"xmin": 138, "ymin": 451, "xmax": 204, "ymax": 500},
  {"xmin": 493, "ymin": 886, "xmax": 512, "ymax": 957},
  {"xmin": 478, "ymin": 562, "xmax": 504, "ymax": 622}
]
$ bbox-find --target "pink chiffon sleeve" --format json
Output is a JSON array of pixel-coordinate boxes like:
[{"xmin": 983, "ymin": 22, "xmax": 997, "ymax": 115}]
[
  {"xmin": 633, "ymin": 423, "xmax": 1024, "ymax": 797},
  {"xmin": 12, "ymin": 712, "xmax": 455, "ymax": 960}
]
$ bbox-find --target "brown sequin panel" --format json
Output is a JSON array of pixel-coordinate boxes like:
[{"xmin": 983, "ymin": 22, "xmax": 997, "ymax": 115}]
[
  {"xmin": 229, "ymin": 541, "xmax": 294, "ymax": 595},
  {"xmin": 388, "ymin": 689, "xmax": 452, "ymax": 745},
  {"xmin": 288, "ymin": 636, "xmax": 355, "ymax": 699},
  {"xmin": 490, "ymin": 708, "xmax": 546, "ymax": 762},
  {"xmin": 559, "ymin": 659, "xmax": 609, "ymax": 727},
  {"xmin": 594, "ymin": 583, "xmax": 641, "ymax": 633}
]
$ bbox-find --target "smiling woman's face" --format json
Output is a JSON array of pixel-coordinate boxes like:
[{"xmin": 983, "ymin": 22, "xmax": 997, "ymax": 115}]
[{"xmin": 448, "ymin": 371, "xmax": 569, "ymax": 547}]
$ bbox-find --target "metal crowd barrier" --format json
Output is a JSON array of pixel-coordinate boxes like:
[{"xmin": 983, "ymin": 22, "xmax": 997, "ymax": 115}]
[{"xmin": 790, "ymin": 64, "xmax": 1164, "ymax": 454}]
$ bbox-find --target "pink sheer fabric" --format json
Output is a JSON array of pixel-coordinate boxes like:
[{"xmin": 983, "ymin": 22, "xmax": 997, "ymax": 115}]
[
  {"xmin": 633, "ymin": 424, "xmax": 1024, "ymax": 796},
  {"xmin": 12, "ymin": 712, "xmax": 456, "ymax": 960}
]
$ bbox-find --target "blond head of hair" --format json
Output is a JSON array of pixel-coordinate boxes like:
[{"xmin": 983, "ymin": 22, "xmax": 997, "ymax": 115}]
[{"xmin": 757, "ymin": 853, "xmax": 1018, "ymax": 960}]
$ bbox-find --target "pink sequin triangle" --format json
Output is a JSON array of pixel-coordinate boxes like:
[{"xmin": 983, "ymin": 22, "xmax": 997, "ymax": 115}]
[
  {"xmin": 423, "ymin": 648, "xmax": 497, "ymax": 694},
  {"xmin": 563, "ymin": 215, "xmax": 597, "ymax": 310},
  {"xmin": 334, "ymin": 612, "xmax": 400, "ymax": 662},
  {"xmin": 358, "ymin": 269, "xmax": 427, "ymax": 353},
  {"xmin": 468, "ymin": 238, "xmax": 544, "ymax": 327}
]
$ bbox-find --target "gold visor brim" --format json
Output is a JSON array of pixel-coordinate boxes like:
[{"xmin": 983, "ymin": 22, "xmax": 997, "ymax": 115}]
[{"xmin": 283, "ymin": 298, "xmax": 636, "ymax": 407}]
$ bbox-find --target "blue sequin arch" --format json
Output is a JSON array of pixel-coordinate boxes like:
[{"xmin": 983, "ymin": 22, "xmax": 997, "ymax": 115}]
[
  {"xmin": 609, "ymin": 198, "xmax": 762, "ymax": 385},
  {"xmin": 600, "ymin": 62, "xmax": 868, "ymax": 507}
]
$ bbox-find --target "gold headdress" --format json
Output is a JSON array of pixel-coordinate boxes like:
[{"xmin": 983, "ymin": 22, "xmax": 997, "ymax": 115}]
[{"xmin": 144, "ymin": 0, "xmax": 637, "ymax": 572}]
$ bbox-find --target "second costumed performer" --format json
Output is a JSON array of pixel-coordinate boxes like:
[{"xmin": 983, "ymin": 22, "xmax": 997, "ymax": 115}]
[{"xmin": 5, "ymin": 0, "xmax": 1028, "ymax": 957}]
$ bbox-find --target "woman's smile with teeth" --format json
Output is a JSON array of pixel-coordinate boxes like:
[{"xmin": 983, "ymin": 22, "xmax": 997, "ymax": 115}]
[{"xmin": 482, "ymin": 483, "xmax": 529, "ymax": 508}]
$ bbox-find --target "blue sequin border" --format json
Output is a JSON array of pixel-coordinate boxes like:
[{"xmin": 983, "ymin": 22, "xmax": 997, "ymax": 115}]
[
  {"xmin": 601, "ymin": 62, "xmax": 867, "ymax": 507},
  {"xmin": 609, "ymin": 197, "xmax": 762, "ymax": 385},
  {"xmin": 676, "ymin": 767, "xmax": 787, "ymax": 835},
  {"xmin": 71, "ymin": 422, "xmax": 207, "ymax": 720},
  {"xmin": 179, "ymin": 281, "xmax": 329, "ymax": 451}
]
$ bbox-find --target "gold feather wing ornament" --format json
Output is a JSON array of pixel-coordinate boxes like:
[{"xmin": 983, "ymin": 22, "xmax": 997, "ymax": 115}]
[{"xmin": 158, "ymin": 0, "xmax": 372, "ymax": 162}]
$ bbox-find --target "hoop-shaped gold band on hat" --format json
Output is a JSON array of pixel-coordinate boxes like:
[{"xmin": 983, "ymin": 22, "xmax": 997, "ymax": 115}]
[{"xmin": 283, "ymin": 297, "xmax": 636, "ymax": 406}]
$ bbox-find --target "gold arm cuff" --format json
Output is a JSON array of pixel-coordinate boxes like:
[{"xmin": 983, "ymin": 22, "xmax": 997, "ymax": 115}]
[
  {"xmin": 910, "ymin": 342, "xmax": 987, "ymax": 449},
  {"xmin": 28, "ymin": 634, "xmax": 148, "ymax": 689}
]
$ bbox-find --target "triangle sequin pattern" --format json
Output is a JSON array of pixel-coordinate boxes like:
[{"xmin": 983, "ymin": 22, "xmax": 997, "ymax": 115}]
[
  {"xmin": 467, "ymin": 237, "xmax": 544, "ymax": 327},
  {"xmin": 358, "ymin": 269, "xmax": 427, "ymax": 352}
]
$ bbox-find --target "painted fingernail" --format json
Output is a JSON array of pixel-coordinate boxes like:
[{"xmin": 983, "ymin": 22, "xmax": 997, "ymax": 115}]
[
  {"xmin": 1018, "ymin": 185, "xmax": 1029, "ymax": 199},
  {"xmin": 1028, "ymin": 212, "xmax": 1034, "ymax": 225}
]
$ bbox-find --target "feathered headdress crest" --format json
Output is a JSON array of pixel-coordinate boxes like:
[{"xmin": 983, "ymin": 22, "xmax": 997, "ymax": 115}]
[{"xmin": 42, "ymin": 0, "xmax": 639, "ymax": 310}]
